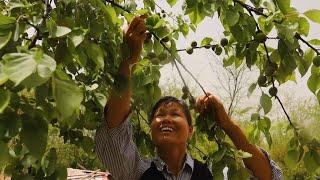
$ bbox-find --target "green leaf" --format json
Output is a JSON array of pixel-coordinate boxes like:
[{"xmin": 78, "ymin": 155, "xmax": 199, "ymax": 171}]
[
  {"xmin": 250, "ymin": 0, "xmax": 261, "ymax": 7},
  {"xmin": 226, "ymin": 10, "xmax": 239, "ymax": 27},
  {"xmin": 247, "ymin": 83, "xmax": 257, "ymax": 97},
  {"xmin": 307, "ymin": 74, "xmax": 320, "ymax": 94},
  {"xmin": 318, "ymin": 90, "xmax": 320, "ymax": 104},
  {"xmin": 167, "ymin": 0, "xmax": 177, "ymax": 6},
  {"xmin": 41, "ymin": 148, "xmax": 57, "ymax": 177},
  {"xmin": 237, "ymin": 150, "xmax": 252, "ymax": 158},
  {"xmin": 258, "ymin": 116, "xmax": 271, "ymax": 131},
  {"xmin": 223, "ymin": 55, "xmax": 235, "ymax": 67},
  {"xmin": 304, "ymin": 9, "xmax": 320, "ymax": 24},
  {"xmin": 212, "ymin": 148, "xmax": 227, "ymax": 162},
  {"xmin": 81, "ymin": 136, "xmax": 94, "ymax": 152},
  {"xmin": 54, "ymin": 26, "xmax": 72, "ymax": 38},
  {"xmin": 284, "ymin": 149, "xmax": 300, "ymax": 168},
  {"xmin": 21, "ymin": 116, "xmax": 48, "ymax": 160},
  {"xmin": 260, "ymin": 93, "xmax": 272, "ymax": 114},
  {"xmin": 297, "ymin": 49, "xmax": 314, "ymax": 77},
  {"xmin": 0, "ymin": 63, "xmax": 8, "ymax": 85},
  {"xmin": 309, "ymin": 39, "xmax": 320, "ymax": 46},
  {"xmin": 2, "ymin": 50, "xmax": 56, "ymax": 86},
  {"xmin": 0, "ymin": 141, "xmax": 9, "ymax": 168},
  {"xmin": 298, "ymin": 17, "xmax": 310, "ymax": 36},
  {"xmin": 304, "ymin": 150, "xmax": 320, "ymax": 173},
  {"xmin": 275, "ymin": 0, "xmax": 291, "ymax": 14},
  {"xmin": 51, "ymin": 165, "xmax": 67, "ymax": 180},
  {"xmin": 187, "ymin": 4, "xmax": 205, "ymax": 25},
  {"xmin": 0, "ymin": 31, "xmax": 12, "ymax": 50},
  {"xmin": 0, "ymin": 14, "xmax": 15, "ymax": 28},
  {"xmin": 93, "ymin": 0, "xmax": 118, "ymax": 25},
  {"xmin": 2, "ymin": 53, "xmax": 36, "ymax": 85},
  {"xmin": 52, "ymin": 71, "xmax": 83, "ymax": 127},
  {"xmin": 69, "ymin": 29, "xmax": 87, "ymax": 47},
  {"xmin": 86, "ymin": 43, "xmax": 105, "ymax": 70},
  {"xmin": 200, "ymin": 37, "xmax": 213, "ymax": 46},
  {"xmin": 0, "ymin": 89, "xmax": 10, "ymax": 113},
  {"xmin": 13, "ymin": 21, "xmax": 19, "ymax": 41},
  {"xmin": 251, "ymin": 113, "xmax": 260, "ymax": 121}
]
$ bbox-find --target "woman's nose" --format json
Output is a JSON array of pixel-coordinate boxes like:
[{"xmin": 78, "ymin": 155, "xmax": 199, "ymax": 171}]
[{"xmin": 160, "ymin": 114, "xmax": 172, "ymax": 123}]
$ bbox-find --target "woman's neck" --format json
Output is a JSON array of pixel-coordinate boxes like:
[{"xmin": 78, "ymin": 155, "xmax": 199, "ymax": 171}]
[{"xmin": 157, "ymin": 145, "xmax": 187, "ymax": 176}]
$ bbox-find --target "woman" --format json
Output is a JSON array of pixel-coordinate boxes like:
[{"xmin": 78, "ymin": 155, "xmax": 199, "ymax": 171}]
[{"xmin": 95, "ymin": 16, "xmax": 282, "ymax": 180}]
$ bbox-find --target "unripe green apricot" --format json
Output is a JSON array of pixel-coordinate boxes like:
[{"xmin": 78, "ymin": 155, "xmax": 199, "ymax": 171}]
[
  {"xmin": 186, "ymin": 47, "xmax": 193, "ymax": 54},
  {"xmin": 313, "ymin": 56, "xmax": 320, "ymax": 67},
  {"xmin": 182, "ymin": 93, "xmax": 188, "ymax": 100},
  {"xmin": 265, "ymin": 63, "xmax": 277, "ymax": 76},
  {"xmin": 255, "ymin": 32, "xmax": 267, "ymax": 43},
  {"xmin": 220, "ymin": 38, "xmax": 228, "ymax": 47},
  {"xmin": 269, "ymin": 87, "xmax": 278, "ymax": 97},
  {"xmin": 258, "ymin": 75, "xmax": 267, "ymax": 86},
  {"xmin": 182, "ymin": 86, "xmax": 189, "ymax": 94},
  {"xmin": 191, "ymin": 41, "xmax": 197, "ymax": 48},
  {"xmin": 215, "ymin": 46, "xmax": 222, "ymax": 55}
]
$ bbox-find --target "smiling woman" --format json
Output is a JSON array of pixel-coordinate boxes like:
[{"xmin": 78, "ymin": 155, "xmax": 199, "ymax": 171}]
[{"xmin": 94, "ymin": 16, "xmax": 283, "ymax": 180}]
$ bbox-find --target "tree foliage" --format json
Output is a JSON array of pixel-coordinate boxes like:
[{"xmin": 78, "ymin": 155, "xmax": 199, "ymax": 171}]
[{"xmin": 0, "ymin": 0, "xmax": 320, "ymax": 178}]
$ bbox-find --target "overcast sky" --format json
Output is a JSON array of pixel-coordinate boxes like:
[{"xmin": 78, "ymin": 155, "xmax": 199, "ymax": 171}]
[{"xmin": 156, "ymin": 0, "xmax": 320, "ymax": 107}]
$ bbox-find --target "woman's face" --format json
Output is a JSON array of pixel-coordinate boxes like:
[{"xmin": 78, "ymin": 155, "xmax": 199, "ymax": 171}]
[{"xmin": 150, "ymin": 102, "xmax": 193, "ymax": 147}]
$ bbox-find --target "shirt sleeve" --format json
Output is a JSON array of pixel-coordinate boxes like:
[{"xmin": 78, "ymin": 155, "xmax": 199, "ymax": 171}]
[
  {"xmin": 247, "ymin": 148, "xmax": 283, "ymax": 180},
  {"xmin": 260, "ymin": 148, "xmax": 283, "ymax": 180},
  {"xmin": 94, "ymin": 113, "xmax": 150, "ymax": 180}
]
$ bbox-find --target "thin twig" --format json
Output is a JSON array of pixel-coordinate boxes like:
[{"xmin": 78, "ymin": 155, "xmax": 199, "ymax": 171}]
[
  {"xmin": 176, "ymin": 44, "xmax": 216, "ymax": 52},
  {"xmin": 233, "ymin": 0, "xmax": 320, "ymax": 55},
  {"xmin": 275, "ymin": 96, "xmax": 296, "ymax": 129},
  {"xmin": 154, "ymin": 2, "xmax": 179, "ymax": 24},
  {"xmin": 295, "ymin": 33, "xmax": 320, "ymax": 55}
]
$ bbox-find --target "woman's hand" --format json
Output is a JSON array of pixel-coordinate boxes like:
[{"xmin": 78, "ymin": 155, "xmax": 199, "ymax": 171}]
[
  {"xmin": 195, "ymin": 92, "xmax": 232, "ymax": 130},
  {"xmin": 124, "ymin": 15, "xmax": 148, "ymax": 63}
]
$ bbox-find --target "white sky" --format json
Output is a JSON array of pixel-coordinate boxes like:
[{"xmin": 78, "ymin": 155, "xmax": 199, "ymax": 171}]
[{"xmin": 155, "ymin": 0, "xmax": 320, "ymax": 109}]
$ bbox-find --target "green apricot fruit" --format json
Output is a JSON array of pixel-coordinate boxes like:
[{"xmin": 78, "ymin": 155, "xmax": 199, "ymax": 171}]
[
  {"xmin": 215, "ymin": 46, "xmax": 222, "ymax": 55},
  {"xmin": 220, "ymin": 38, "xmax": 228, "ymax": 47},
  {"xmin": 313, "ymin": 56, "xmax": 320, "ymax": 67},
  {"xmin": 265, "ymin": 63, "xmax": 277, "ymax": 76},
  {"xmin": 269, "ymin": 87, "xmax": 278, "ymax": 97},
  {"xmin": 191, "ymin": 41, "xmax": 197, "ymax": 48},
  {"xmin": 182, "ymin": 86, "xmax": 189, "ymax": 94},
  {"xmin": 255, "ymin": 32, "xmax": 267, "ymax": 43},
  {"xmin": 258, "ymin": 75, "xmax": 267, "ymax": 86},
  {"xmin": 182, "ymin": 93, "xmax": 188, "ymax": 100},
  {"xmin": 186, "ymin": 47, "xmax": 193, "ymax": 54}
]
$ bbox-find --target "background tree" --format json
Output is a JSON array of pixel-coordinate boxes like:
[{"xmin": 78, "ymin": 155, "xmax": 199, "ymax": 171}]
[{"xmin": 0, "ymin": 0, "xmax": 320, "ymax": 179}]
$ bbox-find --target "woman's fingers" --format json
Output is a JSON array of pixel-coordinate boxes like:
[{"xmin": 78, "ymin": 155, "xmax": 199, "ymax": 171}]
[
  {"xmin": 134, "ymin": 22, "xmax": 147, "ymax": 37},
  {"xmin": 126, "ymin": 15, "xmax": 147, "ymax": 36}
]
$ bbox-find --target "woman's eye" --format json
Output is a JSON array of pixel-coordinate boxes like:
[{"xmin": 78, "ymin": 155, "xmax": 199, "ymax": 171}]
[
  {"xmin": 156, "ymin": 114, "xmax": 164, "ymax": 117},
  {"xmin": 172, "ymin": 113, "xmax": 180, "ymax": 117}
]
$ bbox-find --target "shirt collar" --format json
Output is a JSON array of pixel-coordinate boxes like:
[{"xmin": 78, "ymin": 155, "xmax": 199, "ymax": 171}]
[{"xmin": 153, "ymin": 153, "xmax": 194, "ymax": 173}]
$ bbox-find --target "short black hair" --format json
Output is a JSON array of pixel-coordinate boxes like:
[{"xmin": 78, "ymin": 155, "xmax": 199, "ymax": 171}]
[{"xmin": 149, "ymin": 96, "xmax": 192, "ymax": 126}]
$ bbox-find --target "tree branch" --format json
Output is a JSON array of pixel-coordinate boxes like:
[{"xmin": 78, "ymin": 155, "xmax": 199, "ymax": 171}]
[{"xmin": 295, "ymin": 33, "xmax": 320, "ymax": 55}]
